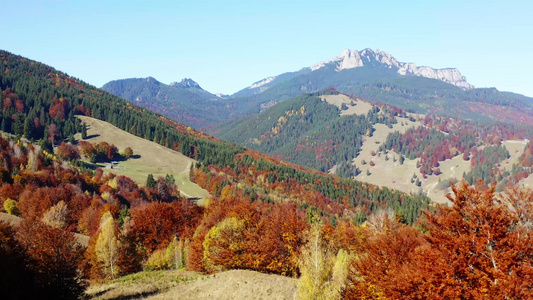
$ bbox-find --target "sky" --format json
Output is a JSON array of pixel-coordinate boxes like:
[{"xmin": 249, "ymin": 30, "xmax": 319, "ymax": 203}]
[{"xmin": 2, "ymin": 0, "xmax": 532, "ymax": 96}]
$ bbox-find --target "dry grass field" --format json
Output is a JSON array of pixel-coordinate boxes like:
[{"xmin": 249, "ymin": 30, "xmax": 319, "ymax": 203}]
[
  {"xmin": 85, "ymin": 269, "xmax": 297, "ymax": 300},
  {"xmin": 500, "ymin": 140, "xmax": 528, "ymax": 172},
  {"xmin": 76, "ymin": 116, "xmax": 210, "ymax": 202},
  {"xmin": 320, "ymin": 94, "xmax": 373, "ymax": 116},
  {"xmin": 335, "ymin": 104, "xmax": 530, "ymax": 204}
]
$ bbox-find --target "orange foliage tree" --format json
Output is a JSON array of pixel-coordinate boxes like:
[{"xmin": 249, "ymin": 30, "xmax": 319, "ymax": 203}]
[
  {"xmin": 129, "ymin": 200, "xmax": 202, "ymax": 254},
  {"xmin": 347, "ymin": 182, "xmax": 533, "ymax": 299},
  {"xmin": 57, "ymin": 142, "xmax": 80, "ymax": 161},
  {"xmin": 16, "ymin": 220, "xmax": 86, "ymax": 299},
  {"xmin": 199, "ymin": 195, "xmax": 308, "ymax": 276}
]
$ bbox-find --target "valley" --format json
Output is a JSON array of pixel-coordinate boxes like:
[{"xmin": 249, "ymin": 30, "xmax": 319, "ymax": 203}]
[
  {"xmin": 4, "ymin": 1, "xmax": 533, "ymax": 298},
  {"xmin": 1, "ymin": 45, "xmax": 532, "ymax": 299}
]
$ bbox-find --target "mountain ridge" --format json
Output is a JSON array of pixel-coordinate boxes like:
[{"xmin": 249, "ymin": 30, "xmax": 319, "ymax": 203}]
[
  {"xmin": 310, "ymin": 48, "xmax": 473, "ymax": 89},
  {"xmin": 100, "ymin": 48, "xmax": 533, "ymax": 130}
]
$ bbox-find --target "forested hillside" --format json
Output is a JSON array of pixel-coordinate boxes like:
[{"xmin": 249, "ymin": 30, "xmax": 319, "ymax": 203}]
[
  {"xmin": 103, "ymin": 50, "xmax": 533, "ymax": 129},
  {"xmin": 102, "ymin": 77, "xmax": 229, "ymax": 127},
  {"xmin": 0, "ymin": 50, "xmax": 241, "ymax": 167},
  {"xmin": 1, "ymin": 50, "xmax": 533, "ymax": 299},
  {"xmin": 0, "ymin": 50, "xmax": 430, "ymax": 221},
  {"xmin": 214, "ymin": 91, "xmax": 396, "ymax": 173},
  {"xmin": 214, "ymin": 90, "xmax": 533, "ymax": 204}
]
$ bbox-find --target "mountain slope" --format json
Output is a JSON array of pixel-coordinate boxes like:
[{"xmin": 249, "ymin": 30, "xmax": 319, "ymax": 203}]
[
  {"xmin": 76, "ymin": 115, "xmax": 210, "ymax": 201},
  {"xmin": 102, "ymin": 77, "xmax": 228, "ymax": 127},
  {"xmin": 214, "ymin": 91, "xmax": 533, "ymax": 203},
  {"xmin": 215, "ymin": 91, "xmax": 393, "ymax": 173},
  {"xmin": 230, "ymin": 48, "xmax": 533, "ymax": 122},
  {"xmin": 0, "ymin": 49, "xmax": 430, "ymax": 223},
  {"xmin": 103, "ymin": 48, "xmax": 533, "ymax": 128}
]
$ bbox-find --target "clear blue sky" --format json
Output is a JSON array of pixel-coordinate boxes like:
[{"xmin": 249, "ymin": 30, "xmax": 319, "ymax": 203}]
[{"xmin": 3, "ymin": 0, "xmax": 532, "ymax": 96}]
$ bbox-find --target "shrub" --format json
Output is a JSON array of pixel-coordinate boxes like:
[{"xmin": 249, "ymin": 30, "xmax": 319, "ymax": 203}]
[
  {"xmin": 121, "ymin": 147, "xmax": 133, "ymax": 159},
  {"xmin": 3, "ymin": 198, "xmax": 18, "ymax": 215},
  {"xmin": 144, "ymin": 248, "xmax": 171, "ymax": 271},
  {"xmin": 144, "ymin": 237, "xmax": 185, "ymax": 271}
]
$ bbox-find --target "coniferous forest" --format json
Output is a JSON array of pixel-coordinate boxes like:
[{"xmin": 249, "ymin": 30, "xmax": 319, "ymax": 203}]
[{"xmin": 1, "ymin": 49, "xmax": 533, "ymax": 299}]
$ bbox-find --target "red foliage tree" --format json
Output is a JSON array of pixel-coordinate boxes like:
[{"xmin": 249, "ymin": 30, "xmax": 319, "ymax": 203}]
[
  {"xmin": 16, "ymin": 220, "xmax": 86, "ymax": 299},
  {"xmin": 49, "ymin": 98, "xmax": 68, "ymax": 120},
  {"xmin": 48, "ymin": 123, "xmax": 59, "ymax": 144},
  {"xmin": 0, "ymin": 221, "xmax": 37, "ymax": 299},
  {"xmin": 57, "ymin": 143, "xmax": 80, "ymax": 161},
  {"xmin": 78, "ymin": 141, "xmax": 96, "ymax": 159},
  {"xmin": 130, "ymin": 201, "xmax": 202, "ymax": 253},
  {"xmin": 347, "ymin": 183, "xmax": 533, "ymax": 299}
]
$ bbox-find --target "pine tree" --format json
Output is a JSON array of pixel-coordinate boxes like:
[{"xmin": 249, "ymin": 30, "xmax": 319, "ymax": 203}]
[
  {"xmin": 146, "ymin": 173, "xmax": 156, "ymax": 188},
  {"xmin": 81, "ymin": 123, "xmax": 88, "ymax": 139}
]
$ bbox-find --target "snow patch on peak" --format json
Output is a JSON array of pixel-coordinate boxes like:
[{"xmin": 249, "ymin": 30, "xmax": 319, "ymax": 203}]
[{"xmin": 250, "ymin": 76, "xmax": 276, "ymax": 89}]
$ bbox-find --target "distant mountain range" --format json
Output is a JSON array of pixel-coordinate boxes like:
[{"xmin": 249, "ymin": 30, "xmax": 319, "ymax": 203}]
[
  {"xmin": 102, "ymin": 77, "xmax": 229, "ymax": 127},
  {"xmin": 102, "ymin": 48, "xmax": 533, "ymax": 129}
]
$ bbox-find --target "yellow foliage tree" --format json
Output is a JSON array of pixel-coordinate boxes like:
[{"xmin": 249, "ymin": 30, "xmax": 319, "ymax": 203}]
[
  {"xmin": 95, "ymin": 212, "xmax": 120, "ymax": 278},
  {"xmin": 219, "ymin": 185, "xmax": 233, "ymax": 200},
  {"xmin": 144, "ymin": 236, "xmax": 186, "ymax": 271},
  {"xmin": 3, "ymin": 198, "xmax": 18, "ymax": 215},
  {"xmin": 107, "ymin": 177, "xmax": 118, "ymax": 190},
  {"xmin": 144, "ymin": 248, "xmax": 170, "ymax": 270},
  {"xmin": 203, "ymin": 217, "xmax": 246, "ymax": 272},
  {"xmin": 166, "ymin": 236, "xmax": 185, "ymax": 270},
  {"xmin": 296, "ymin": 224, "xmax": 351, "ymax": 300}
]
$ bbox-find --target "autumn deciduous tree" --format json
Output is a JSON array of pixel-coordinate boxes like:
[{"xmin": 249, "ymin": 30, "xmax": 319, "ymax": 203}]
[
  {"xmin": 347, "ymin": 218, "xmax": 426, "ymax": 299},
  {"xmin": 41, "ymin": 200, "xmax": 68, "ymax": 228},
  {"xmin": 203, "ymin": 217, "xmax": 246, "ymax": 272},
  {"xmin": 16, "ymin": 220, "xmax": 86, "ymax": 299},
  {"xmin": 419, "ymin": 183, "xmax": 533, "ymax": 298},
  {"xmin": 95, "ymin": 211, "xmax": 120, "ymax": 279},
  {"xmin": 121, "ymin": 146, "xmax": 133, "ymax": 159},
  {"xmin": 0, "ymin": 221, "xmax": 37, "ymax": 299},
  {"xmin": 3, "ymin": 198, "xmax": 18, "ymax": 215},
  {"xmin": 297, "ymin": 224, "xmax": 351, "ymax": 300},
  {"xmin": 130, "ymin": 201, "xmax": 202, "ymax": 254},
  {"xmin": 78, "ymin": 140, "xmax": 96, "ymax": 159},
  {"xmin": 347, "ymin": 182, "xmax": 533, "ymax": 299},
  {"xmin": 57, "ymin": 142, "xmax": 80, "ymax": 161}
]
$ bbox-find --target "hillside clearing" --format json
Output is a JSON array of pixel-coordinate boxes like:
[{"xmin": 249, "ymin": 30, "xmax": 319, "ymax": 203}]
[
  {"xmin": 320, "ymin": 94, "xmax": 373, "ymax": 116},
  {"xmin": 76, "ymin": 116, "xmax": 210, "ymax": 202},
  {"xmin": 85, "ymin": 269, "xmax": 297, "ymax": 300},
  {"xmin": 351, "ymin": 131, "xmax": 528, "ymax": 203},
  {"xmin": 499, "ymin": 140, "xmax": 528, "ymax": 172}
]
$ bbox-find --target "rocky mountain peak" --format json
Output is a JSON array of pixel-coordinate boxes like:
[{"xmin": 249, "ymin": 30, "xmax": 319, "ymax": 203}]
[
  {"xmin": 170, "ymin": 78, "xmax": 202, "ymax": 90},
  {"xmin": 310, "ymin": 48, "xmax": 473, "ymax": 89}
]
